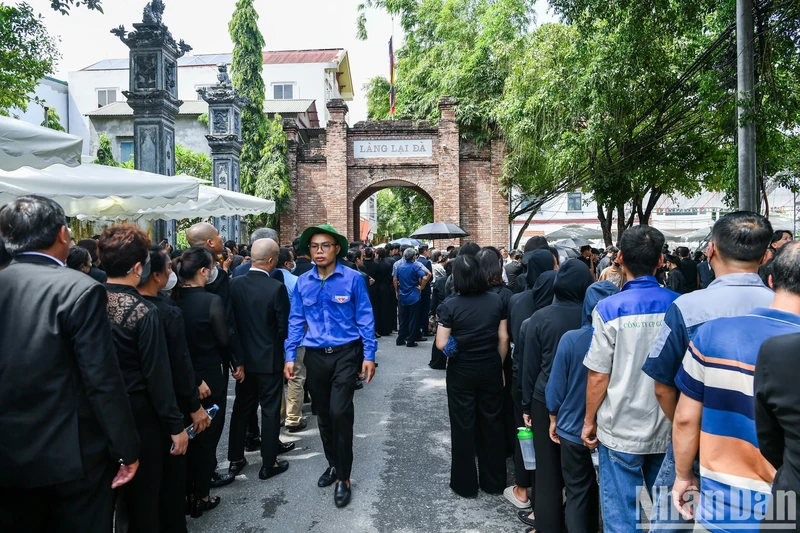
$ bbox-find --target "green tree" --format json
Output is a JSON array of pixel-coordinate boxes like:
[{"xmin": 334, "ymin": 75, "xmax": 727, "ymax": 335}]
[
  {"xmin": 376, "ymin": 189, "xmax": 406, "ymax": 241},
  {"xmin": 375, "ymin": 187, "xmax": 433, "ymax": 242},
  {"xmin": 0, "ymin": 3, "xmax": 59, "ymax": 115},
  {"xmin": 363, "ymin": 76, "xmax": 392, "ymax": 120},
  {"xmin": 360, "ymin": 0, "xmax": 535, "ymax": 141},
  {"xmin": 175, "ymin": 144, "xmax": 211, "ymax": 180},
  {"xmin": 94, "ymin": 133, "xmax": 118, "ymax": 166},
  {"xmin": 230, "ymin": 0, "xmax": 290, "ymax": 230},
  {"xmin": 40, "ymin": 106, "xmax": 65, "ymax": 131},
  {"xmin": 230, "ymin": 0, "xmax": 267, "ymax": 196}
]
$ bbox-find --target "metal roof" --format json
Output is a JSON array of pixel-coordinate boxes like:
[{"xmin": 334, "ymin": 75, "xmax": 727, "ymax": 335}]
[
  {"xmin": 86, "ymin": 99, "xmax": 316, "ymax": 117},
  {"xmin": 82, "ymin": 49, "xmax": 344, "ymax": 71}
]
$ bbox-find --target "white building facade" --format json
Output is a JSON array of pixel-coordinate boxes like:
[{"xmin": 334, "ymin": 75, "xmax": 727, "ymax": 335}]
[{"xmin": 11, "ymin": 76, "xmax": 70, "ymax": 131}]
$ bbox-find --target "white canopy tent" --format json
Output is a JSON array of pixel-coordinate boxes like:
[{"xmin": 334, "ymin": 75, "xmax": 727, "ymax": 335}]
[
  {"xmin": 0, "ymin": 116, "xmax": 83, "ymax": 171},
  {"xmin": 0, "ymin": 164, "xmax": 200, "ymax": 218},
  {"xmin": 114, "ymin": 183, "xmax": 275, "ymax": 221}
]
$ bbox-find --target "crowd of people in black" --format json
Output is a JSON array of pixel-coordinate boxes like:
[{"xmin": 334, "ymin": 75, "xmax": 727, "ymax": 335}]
[{"xmin": 3, "ymin": 193, "xmax": 800, "ymax": 532}]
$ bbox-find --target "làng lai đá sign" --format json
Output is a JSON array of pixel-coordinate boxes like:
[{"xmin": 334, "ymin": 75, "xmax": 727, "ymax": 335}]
[{"xmin": 353, "ymin": 139, "xmax": 433, "ymax": 159}]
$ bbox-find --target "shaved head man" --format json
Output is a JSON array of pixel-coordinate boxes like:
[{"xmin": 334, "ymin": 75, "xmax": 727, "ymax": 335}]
[
  {"xmin": 227, "ymin": 237, "xmax": 292, "ymax": 481},
  {"xmin": 186, "ymin": 222, "xmax": 224, "ymax": 254},
  {"xmin": 250, "ymin": 238, "xmax": 279, "ymax": 270}
]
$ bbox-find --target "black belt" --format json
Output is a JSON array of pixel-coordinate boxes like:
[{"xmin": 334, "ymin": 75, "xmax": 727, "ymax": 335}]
[{"xmin": 308, "ymin": 339, "xmax": 361, "ymax": 354}]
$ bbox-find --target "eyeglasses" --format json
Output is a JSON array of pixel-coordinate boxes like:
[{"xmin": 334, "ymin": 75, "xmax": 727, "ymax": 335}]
[{"xmin": 309, "ymin": 243, "xmax": 335, "ymax": 252}]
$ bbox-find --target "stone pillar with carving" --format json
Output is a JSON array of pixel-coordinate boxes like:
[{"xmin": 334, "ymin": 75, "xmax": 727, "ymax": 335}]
[
  {"xmin": 113, "ymin": 0, "xmax": 191, "ymax": 245},
  {"xmin": 198, "ymin": 64, "xmax": 247, "ymax": 243},
  {"xmin": 280, "ymin": 118, "xmax": 300, "ymax": 244}
]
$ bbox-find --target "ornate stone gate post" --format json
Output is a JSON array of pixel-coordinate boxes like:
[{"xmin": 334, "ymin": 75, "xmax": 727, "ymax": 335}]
[
  {"xmin": 112, "ymin": 0, "xmax": 191, "ymax": 245},
  {"xmin": 198, "ymin": 65, "xmax": 247, "ymax": 242}
]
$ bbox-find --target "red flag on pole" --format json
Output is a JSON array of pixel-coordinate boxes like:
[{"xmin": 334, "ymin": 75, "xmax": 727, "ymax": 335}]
[{"xmin": 389, "ymin": 37, "xmax": 395, "ymax": 117}]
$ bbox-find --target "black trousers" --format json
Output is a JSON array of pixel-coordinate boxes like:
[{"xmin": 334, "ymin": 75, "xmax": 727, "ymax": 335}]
[
  {"xmin": 446, "ymin": 357, "xmax": 506, "ymax": 497},
  {"xmin": 0, "ymin": 459, "xmax": 116, "ymax": 533},
  {"xmin": 417, "ymin": 288, "xmax": 431, "ymax": 336},
  {"xmin": 116, "ymin": 392, "xmax": 166, "ymax": 533},
  {"xmin": 561, "ymin": 438, "xmax": 600, "ymax": 533},
  {"xmin": 228, "ymin": 371, "xmax": 283, "ymax": 466},
  {"xmin": 187, "ymin": 361, "xmax": 225, "ymax": 499},
  {"xmin": 532, "ymin": 399, "xmax": 564, "ymax": 533},
  {"xmin": 159, "ymin": 452, "xmax": 188, "ymax": 533},
  {"xmin": 211, "ymin": 363, "xmax": 230, "ymax": 470},
  {"xmin": 397, "ymin": 301, "xmax": 420, "ymax": 345},
  {"xmin": 511, "ymin": 376, "xmax": 534, "ymax": 493},
  {"xmin": 305, "ymin": 344, "xmax": 361, "ymax": 481}
]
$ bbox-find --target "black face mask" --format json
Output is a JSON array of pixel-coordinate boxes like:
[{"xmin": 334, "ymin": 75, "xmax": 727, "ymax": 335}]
[{"xmin": 137, "ymin": 258, "xmax": 152, "ymax": 287}]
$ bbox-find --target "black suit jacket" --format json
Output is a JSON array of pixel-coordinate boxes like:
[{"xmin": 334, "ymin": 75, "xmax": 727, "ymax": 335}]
[
  {"xmin": 229, "ymin": 269, "xmax": 290, "ymax": 374},
  {"xmin": 0, "ymin": 254, "xmax": 139, "ymax": 488}
]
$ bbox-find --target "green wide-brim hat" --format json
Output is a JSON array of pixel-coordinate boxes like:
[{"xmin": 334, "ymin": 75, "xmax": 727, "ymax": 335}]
[{"xmin": 297, "ymin": 224, "xmax": 349, "ymax": 259}]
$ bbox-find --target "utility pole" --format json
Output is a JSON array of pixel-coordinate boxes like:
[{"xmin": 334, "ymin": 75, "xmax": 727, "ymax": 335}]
[{"xmin": 737, "ymin": 0, "xmax": 758, "ymax": 212}]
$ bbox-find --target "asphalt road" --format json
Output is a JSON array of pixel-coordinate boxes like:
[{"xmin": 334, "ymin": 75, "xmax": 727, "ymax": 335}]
[{"xmin": 187, "ymin": 336, "xmax": 524, "ymax": 533}]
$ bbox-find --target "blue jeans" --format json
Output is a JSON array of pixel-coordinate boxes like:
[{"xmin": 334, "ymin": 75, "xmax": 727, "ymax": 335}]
[
  {"xmin": 650, "ymin": 442, "xmax": 701, "ymax": 531},
  {"xmin": 597, "ymin": 444, "xmax": 664, "ymax": 533}
]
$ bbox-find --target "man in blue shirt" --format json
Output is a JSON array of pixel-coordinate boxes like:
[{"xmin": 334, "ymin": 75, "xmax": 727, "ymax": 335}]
[
  {"xmin": 642, "ymin": 211, "xmax": 774, "ymax": 531},
  {"xmin": 284, "ymin": 224, "xmax": 376, "ymax": 509},
  {"xmin": 394, "ymin": 247, "xmax": 432, "ymax": 347},
  {"xmin": 416, "ymin": 244, "xmax": 434, "ymax": 338}
]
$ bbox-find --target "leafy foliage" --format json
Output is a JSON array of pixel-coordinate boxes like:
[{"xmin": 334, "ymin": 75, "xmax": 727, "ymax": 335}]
[
  {"xmin": 94, "ymin": 133, "xmax": 118, "ymax": 166},
  {"xmin": 363, "ymin": 76, "xmax": 392, "ymax": 120},
  {"xmin": 0, "ymin": 3, "xmax": 59, "ymax": 115},
  {"xmin": 49, "ymin": 0, "xmax": 102, "ymax": 15},
  {"xmin": 375, "ymin": 188, "xmax": 433, "ymax": 242},
  {"xmin": 230, "ymin": 0, "xmax": 290, "ymax": 229},
  {"xmin": 360, "ymin": 0, "xmax": 535, "ymax": 141},
  {"xmin": 40, "ymin": 106, "xmax": 65, "ymax": 131},
  {"xmin": 175, "ymin": 144, "xmax": 211, "ymax": 180}
]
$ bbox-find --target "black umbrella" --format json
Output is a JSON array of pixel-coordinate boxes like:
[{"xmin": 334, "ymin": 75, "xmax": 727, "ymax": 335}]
[
  {"xmin": 410, "ymin": 222, "xmax": 470, "ymax": 240},
  {"xmin": 555, "ymin": 237, "xmax": 593, "ymax": 249}
]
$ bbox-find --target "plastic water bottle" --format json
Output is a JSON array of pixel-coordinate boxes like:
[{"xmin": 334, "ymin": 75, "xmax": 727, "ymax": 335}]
[
  {"xmin": 187, "ymin": 404, "xmax": 219, "ymax": 439},
  {"xmin": 171, "ymin": 404, "xmax": 219, "ymax": 451},
  {"xmin": 517, "ymin": 427, "xmax": 536, "ymax": 470}
]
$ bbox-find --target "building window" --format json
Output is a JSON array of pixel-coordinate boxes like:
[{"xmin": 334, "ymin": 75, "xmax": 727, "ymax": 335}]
[
  {"xmin": 567, "ymin": 192, "xmax": 582, "ymax": 212},
  {"xmin": 273, "ymin": 83, "xmax": 294, "ymax": 99},
  {"xmin": 97, "ymin": 88, "xmax": 117, "ymax": 108},
  {"xmin": 119, "ymin": 141, "xmax": 134, "ymax": 163}
]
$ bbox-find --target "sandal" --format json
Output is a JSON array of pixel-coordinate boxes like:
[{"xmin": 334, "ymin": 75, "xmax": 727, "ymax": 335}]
[{"xmin": 517, "ymin": 510, "xmax": 536, "ymax": 528}]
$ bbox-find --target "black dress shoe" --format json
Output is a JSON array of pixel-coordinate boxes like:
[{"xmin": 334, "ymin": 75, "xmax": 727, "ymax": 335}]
[
  {"xmin": 190, "ymin": 496, "xmax": 220, "ymax": 518},
  {"xmin": 395, "ymin": 340, "xmax": 404, "ymax": 346},
  {"xmin": 245, "ymin": 437, "xmax": 261, "ymax": 452},
  {"xmin": 406, "ymin": 342, "xmax": 418, "ymax": 348},
  {"xmin": 354, "ymin": 381, "xmax": 363, "ymax": 390},
  {"xmin": 334, "ymin": 481, "xmax": 351, "ymax": 508},
  {"xmin": 278, "ymin": 441, "xmax": 295, "ymax": 454},
  {"xmin": 287, "ymin": 419, "xmax": 307, "ymax": 433},
  {"xmin": 228, "ymin": 458, "xmax": 247, "ymax": 475},
  {"xmin": 418, "ymin": 337, "xmax": 428, "ymax": 342},
  {"xmin": 318, "ymin": 466, "xmax": 336, "ymax": 487},
  {"xmin": 259, "ymin": 460, "xmax": 289, "ymax": 480},
  {"xmin": 210, "ymin": 471, "xmax": 235, "ymax": 488}
]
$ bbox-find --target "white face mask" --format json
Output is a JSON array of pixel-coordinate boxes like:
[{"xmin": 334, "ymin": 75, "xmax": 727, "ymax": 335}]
[
  {"xmin": 206, "ymin": 265, "xmax": 218, "ymax": 285},
  {"xmin": 164, "ymin": 271, "xmax": 178, "ymax": 291}
]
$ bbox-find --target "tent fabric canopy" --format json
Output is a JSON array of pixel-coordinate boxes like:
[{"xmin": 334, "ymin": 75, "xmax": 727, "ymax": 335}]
[
  {"xmin": 0, "ymin": 116, "xmax": 83, "ymax": 171},
  {"xmin": 0, "ymin": 163, "xmax": 200, "ymax": 218},
  {"xmin": 124, "ymin": 184, "xmax": 275, "ymax": 221}
]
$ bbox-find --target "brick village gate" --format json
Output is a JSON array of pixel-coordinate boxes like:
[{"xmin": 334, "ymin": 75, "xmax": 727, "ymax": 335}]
[{"xmin": 279, "ymin": 97, "xmax": 508, "ymax": 246}]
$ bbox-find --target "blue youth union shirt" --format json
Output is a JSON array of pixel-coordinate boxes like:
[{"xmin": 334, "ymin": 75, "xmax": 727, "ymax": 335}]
[
  {"xmin": 284, "ymin": 261, "xmax": 377, "ymax": 362},
  {"xmin": 396, "ymin": 260, "xmax": 426, "ymax": 306}
]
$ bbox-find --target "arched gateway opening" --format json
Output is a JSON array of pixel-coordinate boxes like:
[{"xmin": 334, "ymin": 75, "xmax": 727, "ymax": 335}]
[
  {"xmin": 279, "ymin": 97, "xmax": 508, "ymax": 247},
  {"xmin": 354, "ymin": 183, "xmax": 433, "ymax": 242}
]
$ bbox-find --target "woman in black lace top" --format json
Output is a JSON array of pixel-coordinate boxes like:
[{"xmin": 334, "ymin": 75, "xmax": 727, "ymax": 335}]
[
  {"xmin": 98, "ymin": 225, "xmax": 188, "ymax": 533},
  {"xmin": 172, "ymin": 246, "xmax": 232, "ymax": 518}
]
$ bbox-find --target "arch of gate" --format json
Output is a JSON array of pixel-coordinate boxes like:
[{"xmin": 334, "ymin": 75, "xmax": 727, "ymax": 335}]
[{"xmin": 279, "ymin": 97, "xmax": 508, "ymax": 247}]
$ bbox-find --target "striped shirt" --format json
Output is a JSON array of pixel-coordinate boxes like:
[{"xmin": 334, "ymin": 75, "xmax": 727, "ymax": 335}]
[
  {"xmin": 584, "ymin": 276, "xmax": 679, "ymax": 454},
  {"xmin": 675, "ymin": 308, "xmax": 800, "ymax": 532}
]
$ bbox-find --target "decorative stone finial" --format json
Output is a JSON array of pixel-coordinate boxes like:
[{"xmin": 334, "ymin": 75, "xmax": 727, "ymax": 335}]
[
  {"xmin": 217, "ymin": 64, "xmax": 232, "ymax": 87},
  {"xmin": 142, "ymin": 0, "xmax": 165, "ymax": 25}
]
